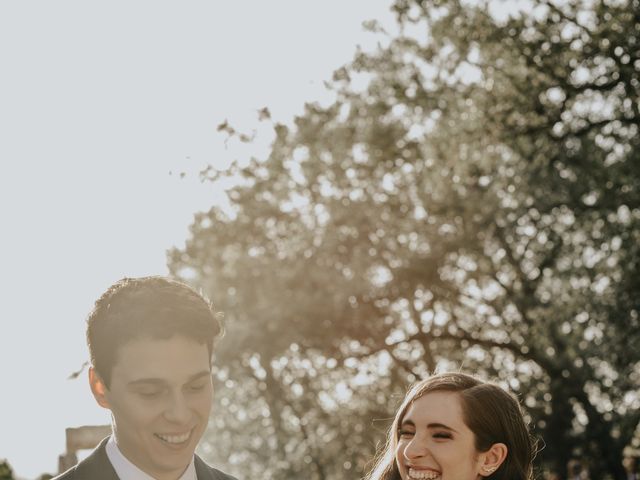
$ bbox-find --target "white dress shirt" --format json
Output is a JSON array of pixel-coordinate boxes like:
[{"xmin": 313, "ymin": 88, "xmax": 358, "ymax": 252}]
[{"xmin": 106, "ymin": 435, "xmax": 197, "ymax": 480}]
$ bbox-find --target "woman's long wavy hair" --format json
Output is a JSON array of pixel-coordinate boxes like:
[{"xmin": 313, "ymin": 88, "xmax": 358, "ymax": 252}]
[{"xmin": 364, "ymin": 372, "xmax": 536, "ymax": 480}]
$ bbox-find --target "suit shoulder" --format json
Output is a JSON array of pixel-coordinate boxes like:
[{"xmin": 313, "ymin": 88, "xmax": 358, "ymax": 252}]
[
  {"xmin": 51, "ymin": 466, "xmax": 76, "ymax": 480},
  {"xmin": 195, "ymin": 455, "xmax": 238, "ymax": 480},
  {"xmin": 211, "ymin": 468, "xmax": 239, "ymax": 480}
]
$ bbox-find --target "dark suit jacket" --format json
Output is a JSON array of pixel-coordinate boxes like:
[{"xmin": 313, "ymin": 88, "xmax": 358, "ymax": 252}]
[{"xmin": 53, "ymin": 437, "xmax": 238, "ymax": 480}]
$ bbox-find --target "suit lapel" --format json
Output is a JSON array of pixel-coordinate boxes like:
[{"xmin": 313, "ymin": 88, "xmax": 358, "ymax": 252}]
[
  {"xmin": 72, "ymin": 438, "xmax": 221, "ymax": 480},
  {"xmin": 74, "ymin": 437, "xmax": 120, "ymax": 480},
  {"xmin": 194, "ymin": 455, "xmax": 216, "ymax": 480}
]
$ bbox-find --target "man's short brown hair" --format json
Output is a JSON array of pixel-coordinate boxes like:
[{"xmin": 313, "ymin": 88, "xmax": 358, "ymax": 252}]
[{"xmin": 86, "ymin": 276, "xmax": 221, "ymax": 387}]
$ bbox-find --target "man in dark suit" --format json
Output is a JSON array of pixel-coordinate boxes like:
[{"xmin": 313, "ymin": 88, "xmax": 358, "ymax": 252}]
[{"xmin": 54, "ymin": 276, "xmax": 238, "ymax": 480}]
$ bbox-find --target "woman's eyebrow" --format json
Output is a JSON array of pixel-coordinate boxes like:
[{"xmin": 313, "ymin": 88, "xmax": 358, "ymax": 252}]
[{"xmin": 426, "ymin": 422, "xmax": 458, "ymax": 433}]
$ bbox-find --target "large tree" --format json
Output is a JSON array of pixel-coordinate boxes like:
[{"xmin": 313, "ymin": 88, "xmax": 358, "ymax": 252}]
[
  {"xmin": 170, "ymin": 0, "xmax": 640, "ymax": 478},
  {"xmin": 0, "ymin": 460, "xmax": 15, "ymax": 480}
]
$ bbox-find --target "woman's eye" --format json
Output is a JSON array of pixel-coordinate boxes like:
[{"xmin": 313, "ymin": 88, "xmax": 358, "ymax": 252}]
[
  {"xmin": 433, "ymin": 432, "xmax": 452, "ymax": 439},
  {"xmin": 189, "ymin": 383, "xmax": 206, "ymax": 391},
  {"xmin": 398, "ymin": 430, "xmax": 415, "ymax": 438}
]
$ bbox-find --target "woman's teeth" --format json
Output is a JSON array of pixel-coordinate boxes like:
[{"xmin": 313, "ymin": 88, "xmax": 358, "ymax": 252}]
[{"xmin": 408, "ymin": 468, "xmax": 440, "ymax": 479}]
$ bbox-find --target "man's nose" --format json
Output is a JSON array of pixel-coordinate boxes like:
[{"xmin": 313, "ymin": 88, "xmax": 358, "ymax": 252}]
[{"xmin": 164, "ymin": 393, "xmax": 191, "ymax": 424}]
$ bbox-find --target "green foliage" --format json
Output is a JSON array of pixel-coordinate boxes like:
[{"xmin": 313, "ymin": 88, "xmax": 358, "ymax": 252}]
[
  {"xmin": 171, "ymin": 0, "xmax": 640, "ymax": 479},
  {"xmin": 0, "ymin": 460, "xmax": 15, "ymax": 480}
]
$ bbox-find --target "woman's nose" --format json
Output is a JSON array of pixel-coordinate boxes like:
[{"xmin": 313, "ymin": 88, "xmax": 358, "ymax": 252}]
[{"xmin": 403, "ymin": 436, "xmax": 428, "ymax": 460}]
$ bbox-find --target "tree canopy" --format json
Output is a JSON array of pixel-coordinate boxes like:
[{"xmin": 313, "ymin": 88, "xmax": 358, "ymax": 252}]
[
  {"xmin": 169, "ymin": 0, "xmax": 640, "ymax": 478},
  {"xmin": 0, "ymin": 460, "xmax": 15, "ymax": 480}
]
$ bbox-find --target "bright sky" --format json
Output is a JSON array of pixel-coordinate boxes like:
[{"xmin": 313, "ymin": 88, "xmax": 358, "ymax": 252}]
[{"xmin": 0, "ymin": 2, "xmax": 395, "ymax": 478}]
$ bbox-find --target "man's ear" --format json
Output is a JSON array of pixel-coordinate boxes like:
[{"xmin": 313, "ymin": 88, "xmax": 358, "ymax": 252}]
[
  {"xmin": 89, "ymin": 367, "xmax": 110, "ymax": 409},
  {"xmin": 478, "ymin": 443, "xmax": 508, "ymax": 477}
]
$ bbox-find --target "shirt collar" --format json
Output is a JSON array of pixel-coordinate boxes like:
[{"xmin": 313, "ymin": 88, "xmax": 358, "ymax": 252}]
[{"xmin": 105, "ymin": 435, "xmax": 197, "ymax": 480}]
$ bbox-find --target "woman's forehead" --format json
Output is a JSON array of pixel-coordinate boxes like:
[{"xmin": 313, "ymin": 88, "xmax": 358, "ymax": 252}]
[{"xmin": 402, "ymin": 391, "xmax": 466, "ymax": 426}]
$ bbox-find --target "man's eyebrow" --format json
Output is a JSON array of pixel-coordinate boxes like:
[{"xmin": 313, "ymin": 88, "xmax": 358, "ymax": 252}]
[
  {"xmin": 127, "ymin": 378, "xmax": 165, "ymax": 387},
  {"xmin": 127, "ymin": 370, "xmax": 211, "ymax": 387},
  {"xmin": 186, "ymin": 370, "xmax": 212, "ymax": 382}
]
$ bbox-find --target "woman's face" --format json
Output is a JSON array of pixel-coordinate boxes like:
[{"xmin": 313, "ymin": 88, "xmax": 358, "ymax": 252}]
[{"xmin": 395, "ymin": 391, "xmax": 486, "ymax": 480}]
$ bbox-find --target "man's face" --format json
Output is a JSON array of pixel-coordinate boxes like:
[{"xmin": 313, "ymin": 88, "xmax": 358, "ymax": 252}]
[{"xmin": 91, "ymin": 335, "xmax": 213, "ymax": 480}]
